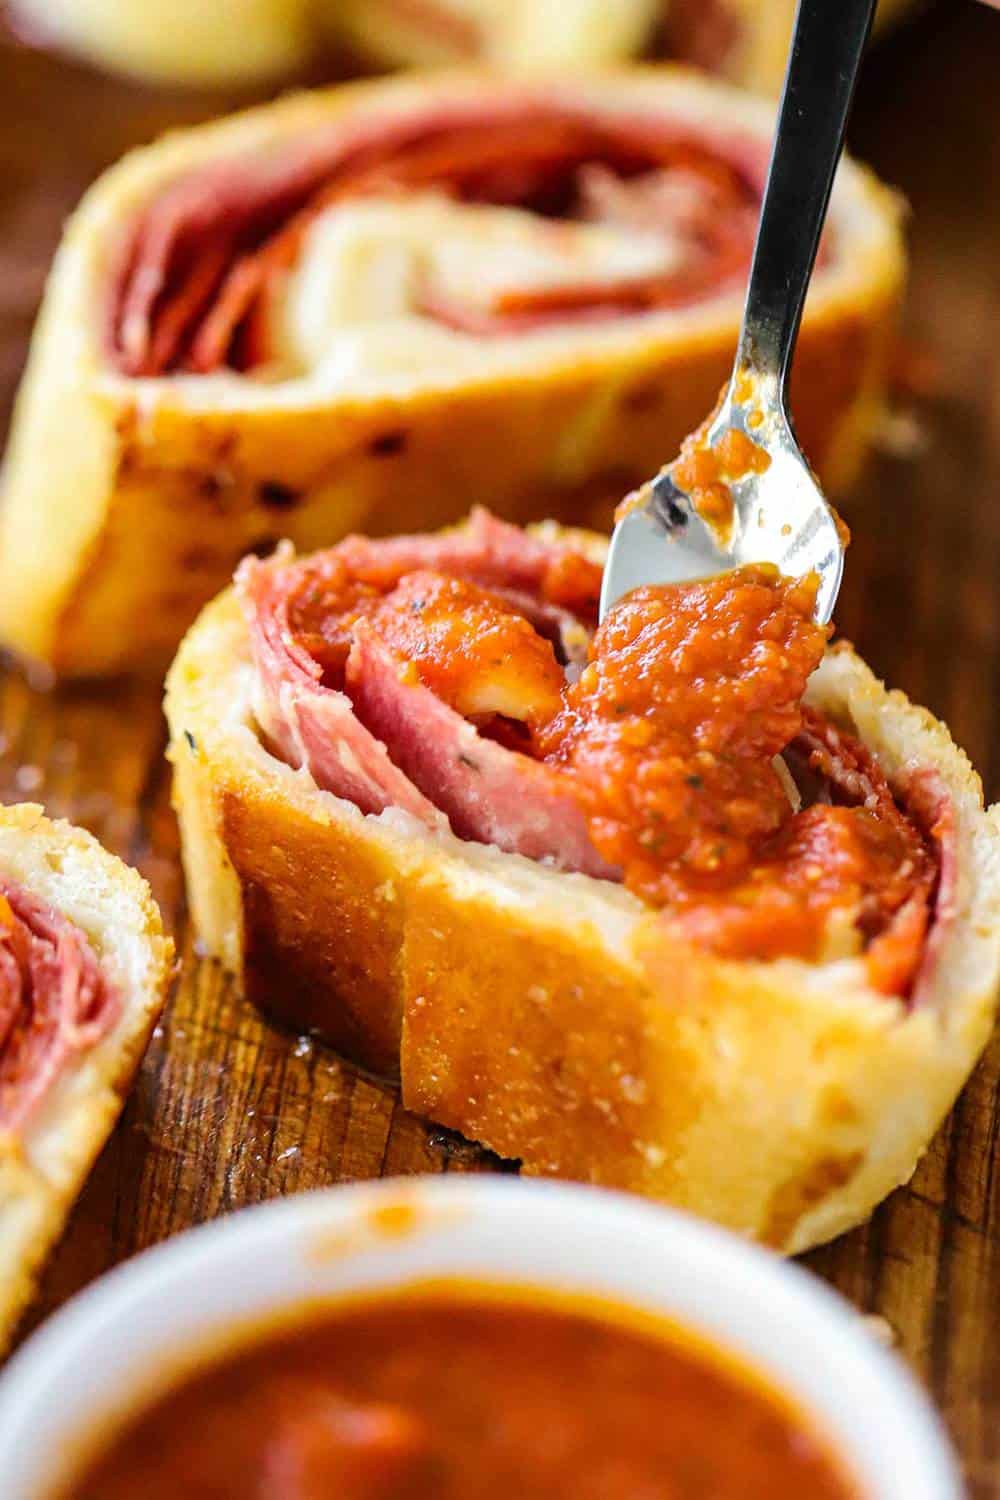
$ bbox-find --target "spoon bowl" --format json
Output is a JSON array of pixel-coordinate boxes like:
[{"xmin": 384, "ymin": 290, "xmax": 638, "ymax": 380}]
[
  {"xmin": 600, "ymin": 0, "xmax": 875, "ymax": 626},
  {"xmin": 600, "ymin": 367, "xmax": 845, "ymax": 624}
]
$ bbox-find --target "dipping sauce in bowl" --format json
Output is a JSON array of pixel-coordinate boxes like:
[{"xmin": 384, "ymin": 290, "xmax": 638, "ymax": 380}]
[
  {"xmin": 0, "ymin": 1180, "xmax": 959, "ymax": 1500},
  {"xmin": 55, "ymin": 1284, "xmax": 856, "ymax": 1500}
]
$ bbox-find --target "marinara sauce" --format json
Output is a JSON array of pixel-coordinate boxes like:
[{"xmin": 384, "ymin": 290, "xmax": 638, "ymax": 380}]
[
  {"xmin": 537, "ymin": 565, "xmax": 935, "ymax": 981},
  {"xmin": 56, "ymin": 1289, "xmax": 860, "ymax": 1500}
]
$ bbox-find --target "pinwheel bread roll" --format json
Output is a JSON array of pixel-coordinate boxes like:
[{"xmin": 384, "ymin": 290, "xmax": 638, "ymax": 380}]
[
  {"xmin": 166, "ymin": 514, "xmax": 1000, "ymax": 1254},
  {"xmin": 0, "ymin": 70, "xmax": 904, "ymax": 678},
  {"xmin": 7, "ymin": 0, "xmax": 920, "ymax": 87},
  {"xmin": 0, "ymin": 804, "xmax": 173, "ymax": 1350},
  {"xmin": 6, "ymin": 0, "xmax": 316, "ymax": 85},
  {"xmin": 331, "ymin": 0, "xmax": 920, "ymax": 90}
]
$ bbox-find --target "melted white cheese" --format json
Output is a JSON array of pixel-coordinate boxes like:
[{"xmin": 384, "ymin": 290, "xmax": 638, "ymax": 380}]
[{"xmin": 267, "ymin": 193, "xmax": 681, "ymax": 380}]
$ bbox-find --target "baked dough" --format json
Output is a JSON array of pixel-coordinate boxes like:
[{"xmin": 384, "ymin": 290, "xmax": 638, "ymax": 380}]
[
  {"xmin": 6, "ymin": 0, "xmax": 316, "ymax": 84},
  {"xmin": 0, "ymin": 805, "xmax": 173, "ymax": 1350},
  {"xmin": 165, "ymin": 523, "xmax": 1000, "ymax": 1254},
  {"xmin": 0, "ymin": 69, "xmax": 904, "ymax": 678},
  {"xmin": 331, "ymin": 0, "xmax": 919, "ymax": 91},
  {"xmin": 329, "ymin": 0, "xmax": 660, "ymax": 71}
]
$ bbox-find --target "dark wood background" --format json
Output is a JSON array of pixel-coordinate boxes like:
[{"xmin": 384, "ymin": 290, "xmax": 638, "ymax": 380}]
[{"xmin": 1, "ymin": 4, "xmax": 998, "ymax": 1493}]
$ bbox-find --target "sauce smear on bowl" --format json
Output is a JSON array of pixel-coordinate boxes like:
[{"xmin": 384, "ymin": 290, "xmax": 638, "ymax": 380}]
[{"xmin": 56, "ymin": 1286, "xmax": 860, "ymax": 1499}]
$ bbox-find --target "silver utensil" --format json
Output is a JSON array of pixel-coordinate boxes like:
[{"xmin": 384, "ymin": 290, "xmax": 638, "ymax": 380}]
[{"xmin": 600, "ymin": 0, "xmax": 877, "ymax": 626}]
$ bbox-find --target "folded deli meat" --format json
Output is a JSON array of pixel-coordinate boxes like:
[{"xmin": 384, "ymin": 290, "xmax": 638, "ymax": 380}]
[
  {"xmin": 0, "ymin": 806, "xmax": 172, "ymax": 1349},
  {"xmin": 0, "ymin": 72, "xmax": 904, "ymax": 675},
  {"xmin": 167, "ymin": 516, "xmax": 1000, "ymax": 1252},
  {"xmin": 0, "ymin": 881, "xmax": 118, "ymax": 1134}
]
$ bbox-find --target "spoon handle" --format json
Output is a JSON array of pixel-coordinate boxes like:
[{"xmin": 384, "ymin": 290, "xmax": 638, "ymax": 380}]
[{"xmin": 736, "ymin": 0, "xmax": 877, "ymax": 401}]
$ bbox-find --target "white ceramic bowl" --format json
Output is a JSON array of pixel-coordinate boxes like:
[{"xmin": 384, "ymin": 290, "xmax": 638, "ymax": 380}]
[{"xmin": 0, "ymin": 1177, "xmax": 961, "ymax": 1499}]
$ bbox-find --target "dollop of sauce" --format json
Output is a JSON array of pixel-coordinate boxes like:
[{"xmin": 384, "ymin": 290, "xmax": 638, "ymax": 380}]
[
  {"xmin": 284, "ymin": 541, "xmax": 601, "ymax": 691},
  {"xmin": 539, "ymin": 566, "xmax": 826, "ymax": 886},
  {"xmin": 535, "ymin": 567, "xmax": 933, "ymax": 976}
]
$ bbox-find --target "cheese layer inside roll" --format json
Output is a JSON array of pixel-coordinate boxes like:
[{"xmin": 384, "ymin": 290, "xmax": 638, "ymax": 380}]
[{"xmin": 0, "ymin": 805, "xmax": 173, "ymax": 1352}]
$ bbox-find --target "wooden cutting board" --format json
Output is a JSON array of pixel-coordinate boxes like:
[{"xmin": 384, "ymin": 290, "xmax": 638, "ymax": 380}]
[{"xmin": 1, "ymin": 6, "xmax": 998, "ymax": 1494}]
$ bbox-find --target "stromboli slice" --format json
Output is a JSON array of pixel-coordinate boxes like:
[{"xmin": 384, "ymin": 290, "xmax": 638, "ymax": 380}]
[
  {"xmin": 7, "ymin": 0, "xmax": 920, "ymax": 89},
  {"xmin": 6, "ymin": 0, "xmax": 317, "ymax": 84},
  {"xmin": 331, "ymin": 0, "xmax": 920, "ymax": 92},
  {"xmin": 0, "ymin": 69, "xmax": 904, "ymax": 677},
  {"xmin": 0, "ymin": 804, "xmax": 172, "ymax": 1350},
  {"xmin": 165, "ymin": 518, "xmax": 1000, "ymax": 1253}
]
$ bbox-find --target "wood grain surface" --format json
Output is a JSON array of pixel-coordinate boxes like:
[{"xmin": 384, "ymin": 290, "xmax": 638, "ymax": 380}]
[{"xmin": 1, "ymin": 4, "xmax": 998, "ymax": 1493}]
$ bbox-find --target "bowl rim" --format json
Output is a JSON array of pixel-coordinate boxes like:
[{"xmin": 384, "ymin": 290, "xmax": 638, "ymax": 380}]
[{"xmin": 0, "ymin": 1176, "xmax": 962, "ymax": 1499}]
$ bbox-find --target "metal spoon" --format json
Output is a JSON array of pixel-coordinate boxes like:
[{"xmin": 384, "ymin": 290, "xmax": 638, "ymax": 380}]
[{"xmin": 600, "ymin": 0, "xmax": 877, "ymax": 626}]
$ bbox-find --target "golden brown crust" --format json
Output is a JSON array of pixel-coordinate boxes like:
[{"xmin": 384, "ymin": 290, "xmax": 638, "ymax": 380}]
[
  {"xmin": 7, "ymin": 0, "xmax": 315, "ymax": 84},
  {"xmin": 165, "ymin": 523, "xmax": 1000, "ymax": 1253},
  {"xmin": 0, "ymin": 805, "xmax": 174, "ymax": 1350},
  {"xmin": 0, "ymin": 69, "xmax": 905, "ymax": 677}
]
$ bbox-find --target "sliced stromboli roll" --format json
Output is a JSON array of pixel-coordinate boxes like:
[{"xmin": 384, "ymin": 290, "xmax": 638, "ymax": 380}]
[
  {"xmin": 6, "ymin": 0, "xmax": 317, "ymax": 85},
  {"xmin": 331, "ymin": 0, "xmax": 919, "ymax": 91},
  {"xmin": 7, "ymin": 0, "xmax": 920, "ymax": 88},
  {"xmin": 166, "ymin": 514, "xmax": 1000, "ymax": 1253},
  {"xmin": 0, "ymin": 804, "xmax": 173, "ymax": 1350},
  {"xmin": 0, "ymin": 69, "xmax": 904, "ymax": 678}
]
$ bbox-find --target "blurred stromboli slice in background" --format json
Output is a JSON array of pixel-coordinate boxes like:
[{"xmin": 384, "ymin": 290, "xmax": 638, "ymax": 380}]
[
  {"xmin": 333, "ymin": 0, "xmax": 919, "ymax": 88},
  {"xmin": 4, "ymin": 0, "xmax": 318, "ymax": 85},
  {"xmin": 0, "ymin": 69, "xmax": 904, "ymax": 677},
  {"xmin": 5, "ymin": 0, "xmax": 923, "ymax": 92}
]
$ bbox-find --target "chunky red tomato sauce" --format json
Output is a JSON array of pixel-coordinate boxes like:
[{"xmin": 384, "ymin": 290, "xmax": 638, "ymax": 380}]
[
  {"xmin": 285, "ymin": 539, "xmax": 600, "ymax": 693},
  {"xmin": 252, "ymin": 520, "xmax": 937, "ymax": 993},
  {"xmin": 57, "ymin": 1290, "xmax": 860, "ymax": 1500},
  {"xmin": 540, "ymin": 567, "xmax": 826, "ymax": 885},
  {"xmin": 537, "ymin": 568, "xmax": 935, "ymax": 977}
]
